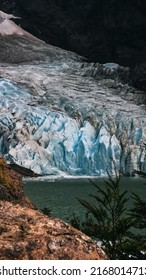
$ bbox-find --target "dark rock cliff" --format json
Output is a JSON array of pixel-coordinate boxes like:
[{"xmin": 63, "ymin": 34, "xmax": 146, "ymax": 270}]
[
  {"xmin": 0, "ymin": 0, "xmax": 146, "ymax": 90},
  {"xmin": 0, "ymin": 0, "xmax": 145, "ymax": 66}
]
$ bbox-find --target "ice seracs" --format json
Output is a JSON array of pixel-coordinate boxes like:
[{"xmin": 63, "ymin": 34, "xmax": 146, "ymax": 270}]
[
  {"xmin": 0, "ymin": 16, "xmax": 146, "ymax": 177},
  {"xmin": 0, "ymin": 77, "xmax": 146, "ymax": 176}
]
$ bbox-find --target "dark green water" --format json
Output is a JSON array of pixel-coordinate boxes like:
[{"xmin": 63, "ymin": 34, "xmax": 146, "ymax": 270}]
[{"xmin": 23, "ymin": 177, "xmax": 146, "ymax": 222}]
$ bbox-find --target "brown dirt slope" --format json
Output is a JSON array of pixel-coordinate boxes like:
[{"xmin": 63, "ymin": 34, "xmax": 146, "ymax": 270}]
[{"xmin": 0, "ymin": 158, "xmax": 108, "ymax": 260}]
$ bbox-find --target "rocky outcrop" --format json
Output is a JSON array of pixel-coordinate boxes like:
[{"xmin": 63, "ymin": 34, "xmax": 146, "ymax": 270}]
[
  {"xmin": 0, "ymin": 33, "xmax": 81, "ymax": 64},
  {"xmin": 0, "ymin": 158, "xmax": 33, "ymax": 207},
  {"xmin": 130, "ymin": 63, "xmax": 146, "ymax": 91},
  {"xmin": 0, "ymin": 201, "xmax": 108, "ymax": 260},
  {"xmin": 0, "ymin": 158, "xmax": 108, "ymax": 260}
]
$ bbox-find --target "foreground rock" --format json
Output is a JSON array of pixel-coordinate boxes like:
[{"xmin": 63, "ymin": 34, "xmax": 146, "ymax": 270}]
[
  {"xmin": 0, "ymin": 158, "xmax": 108, "ymax": 260},
  {"xmin": 0, "ymin": 157, "xmax": 33, "ymax": 207},
  {"xmin": 0, "ymin": 201, "xmax": 108, "ymax": 260}
]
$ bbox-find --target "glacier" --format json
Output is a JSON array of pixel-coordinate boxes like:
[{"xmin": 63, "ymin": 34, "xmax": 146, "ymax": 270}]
[
  {"xmin": 0, "ymin": 73, "xmax": 146, "ymax": 176},
  {"xmin": 0, "ymin": 32, "xmax": 146, "ymax": 176}
]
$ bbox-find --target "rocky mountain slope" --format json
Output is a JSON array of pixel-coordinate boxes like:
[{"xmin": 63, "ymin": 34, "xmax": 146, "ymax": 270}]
[
  {"xmin": 0, "ymin": 11, "xmax": 146, "ymax": 176},
  {"xmin": 0, "ymin": 0, "xmax": 145, "ymax": 65},
  {"xmin": 0, "ymin": 158, "xmax": 108, "ymax": 260},
  {"xmin": 0, "ymin": 0, "xmax": 146, "ymax": 90}
]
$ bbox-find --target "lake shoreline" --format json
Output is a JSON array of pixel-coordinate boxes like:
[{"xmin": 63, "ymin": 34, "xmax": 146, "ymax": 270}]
[{"xmin": 22, "ymin": 174, "xmax": 142, "ymax": 183}]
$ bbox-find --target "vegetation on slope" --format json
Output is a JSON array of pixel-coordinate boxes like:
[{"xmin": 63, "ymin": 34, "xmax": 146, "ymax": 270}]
[{"xmin": 69, "ymin": 171, "xmax": 146, "ymax": 259}]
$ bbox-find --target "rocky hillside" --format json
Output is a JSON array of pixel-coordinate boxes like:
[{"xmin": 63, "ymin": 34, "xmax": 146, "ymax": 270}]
[
  {"xmin": 0, "ymin": 0, "xmax": 146, "ymax": 90},
  {"xmin": 0, "ymin": 157, "xmax": 33, "ymax": 207},
  {"xmin": 0, "ymin": 0, "xmax": 145, "ymax": 65},
  {"xmin": 0, "ymin": 158, "xmax": 108, "ymax": 260}
]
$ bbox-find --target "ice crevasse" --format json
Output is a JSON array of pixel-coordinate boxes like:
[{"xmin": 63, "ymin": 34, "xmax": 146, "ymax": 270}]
[{"xmin": 0, "ymin": 78, "xmax": 146, "ymax": 176}]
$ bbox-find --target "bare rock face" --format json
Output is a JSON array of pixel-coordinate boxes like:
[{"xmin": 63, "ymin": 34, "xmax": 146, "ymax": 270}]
[
  {"xmin": 0, "ymin": 158, "xmax": 108, "ymax": 260},
  {"xmin": 130, "ymin": 63, "xmax": 146, "ymax": 91},
  {"xmin": 0, "ymin": 157, "xmax": 33, "ymax": 208},
  {"xmin": 0, "ymin": 201, "xmax": 108, "ymax": 260},
  {"xmin": 1, "ymin": 0, "xmax": 146, "ymax": 69}
]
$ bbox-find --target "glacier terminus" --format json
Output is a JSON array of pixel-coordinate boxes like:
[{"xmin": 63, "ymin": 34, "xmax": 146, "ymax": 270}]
[{"xmin": 0, "ymin": 15, "xmax": 146, "ymax": 177}]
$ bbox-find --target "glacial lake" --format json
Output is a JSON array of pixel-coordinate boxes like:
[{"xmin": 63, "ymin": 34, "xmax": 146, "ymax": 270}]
[{"xmin": 23, "ymin": 177, "xmax": 146, "ymax": 223}]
